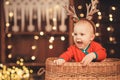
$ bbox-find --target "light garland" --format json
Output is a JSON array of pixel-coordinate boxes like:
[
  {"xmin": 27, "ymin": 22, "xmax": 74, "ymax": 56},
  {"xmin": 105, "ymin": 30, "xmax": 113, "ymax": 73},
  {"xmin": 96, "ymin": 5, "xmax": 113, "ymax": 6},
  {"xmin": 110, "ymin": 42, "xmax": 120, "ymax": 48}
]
[{"xmin": 0, "ymin": 59, "xmax": 32, "ymax": 80}]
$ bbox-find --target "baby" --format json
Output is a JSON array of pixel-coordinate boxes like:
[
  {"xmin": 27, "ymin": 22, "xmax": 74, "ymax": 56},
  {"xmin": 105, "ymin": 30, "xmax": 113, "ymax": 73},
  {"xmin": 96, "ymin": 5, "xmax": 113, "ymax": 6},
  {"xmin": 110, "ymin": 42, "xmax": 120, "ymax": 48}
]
[{"xmin": 54, "ymin": 18, "xmax": 107, "ymax": 66}]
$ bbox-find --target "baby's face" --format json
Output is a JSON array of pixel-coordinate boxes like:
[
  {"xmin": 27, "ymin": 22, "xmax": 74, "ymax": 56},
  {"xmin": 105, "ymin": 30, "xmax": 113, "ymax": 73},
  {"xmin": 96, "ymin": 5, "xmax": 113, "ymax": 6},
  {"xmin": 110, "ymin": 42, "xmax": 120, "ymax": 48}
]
[{"xmin": 73, "ymin": 21, "xmax": 95, "ymax": 49}]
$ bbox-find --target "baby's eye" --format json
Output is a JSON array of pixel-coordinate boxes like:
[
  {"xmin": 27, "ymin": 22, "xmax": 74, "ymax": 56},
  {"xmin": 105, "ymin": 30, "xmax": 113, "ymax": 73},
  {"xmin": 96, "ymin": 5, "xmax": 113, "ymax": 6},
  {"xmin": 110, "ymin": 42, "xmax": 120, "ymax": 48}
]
[
  {"xmin": 74, "ymin": 33, "xmax": 77, "ymax": 36},
  {"xmin": 80, "ymin": 33, "xmax": 85, "ymax": 36},
  {"xmin": 72, "ymin": 33, "xmax": 77, "ymax": 36}
]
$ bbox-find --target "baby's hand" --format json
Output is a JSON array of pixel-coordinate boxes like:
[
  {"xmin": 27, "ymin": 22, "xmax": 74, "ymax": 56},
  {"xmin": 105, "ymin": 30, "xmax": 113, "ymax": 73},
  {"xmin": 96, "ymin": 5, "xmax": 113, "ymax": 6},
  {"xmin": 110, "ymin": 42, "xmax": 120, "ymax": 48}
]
[
  {"xmin": 54, "ymin": 58, "xmax": 65, "ymax": 65},
  {"xmin": 81, "ymin": 52, "xmax": 96, "ymax": 66}
]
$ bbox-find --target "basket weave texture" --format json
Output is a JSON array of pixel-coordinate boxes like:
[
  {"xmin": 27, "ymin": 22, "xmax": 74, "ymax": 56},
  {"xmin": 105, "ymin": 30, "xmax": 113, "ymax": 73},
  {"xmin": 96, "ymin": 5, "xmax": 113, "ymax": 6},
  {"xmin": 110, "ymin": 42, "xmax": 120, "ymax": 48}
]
[{"xmin": 45, "ymin": 57, "xmax": 120, "ymax": 80}]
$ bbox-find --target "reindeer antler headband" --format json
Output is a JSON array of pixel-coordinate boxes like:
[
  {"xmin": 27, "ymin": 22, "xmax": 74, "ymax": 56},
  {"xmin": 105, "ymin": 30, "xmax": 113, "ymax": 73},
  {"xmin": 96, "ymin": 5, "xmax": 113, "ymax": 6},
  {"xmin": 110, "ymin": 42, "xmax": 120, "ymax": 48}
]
[{"xmin": 64, "ymin": 0, "xmax": 99, "ymax": 22}]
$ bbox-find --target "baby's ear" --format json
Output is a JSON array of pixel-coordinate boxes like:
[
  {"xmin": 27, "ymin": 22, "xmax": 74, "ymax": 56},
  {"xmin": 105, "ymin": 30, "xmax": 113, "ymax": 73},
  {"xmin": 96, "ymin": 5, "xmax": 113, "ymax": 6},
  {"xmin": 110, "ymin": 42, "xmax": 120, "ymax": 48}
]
[{"xmin": 91, "ymin": 34, "xmax": 95, "ymax": 41}]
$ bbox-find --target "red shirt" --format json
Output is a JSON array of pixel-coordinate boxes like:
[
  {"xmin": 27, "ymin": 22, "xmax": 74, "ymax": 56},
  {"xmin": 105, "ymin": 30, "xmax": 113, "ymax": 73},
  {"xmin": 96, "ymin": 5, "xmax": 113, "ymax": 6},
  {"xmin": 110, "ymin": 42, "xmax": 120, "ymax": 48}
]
[{"xmin": 60, "ymin": 41, "xmax": 107, "ymax": 62}]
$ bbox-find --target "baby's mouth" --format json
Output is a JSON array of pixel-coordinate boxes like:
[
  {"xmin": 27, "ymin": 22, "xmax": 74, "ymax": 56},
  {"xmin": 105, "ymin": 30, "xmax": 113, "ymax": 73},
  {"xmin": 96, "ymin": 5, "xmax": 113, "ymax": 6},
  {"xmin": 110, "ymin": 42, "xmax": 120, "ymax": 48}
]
[{"xmin": 76, "ymin": 40, "xmax": 83, "ymax": 44}]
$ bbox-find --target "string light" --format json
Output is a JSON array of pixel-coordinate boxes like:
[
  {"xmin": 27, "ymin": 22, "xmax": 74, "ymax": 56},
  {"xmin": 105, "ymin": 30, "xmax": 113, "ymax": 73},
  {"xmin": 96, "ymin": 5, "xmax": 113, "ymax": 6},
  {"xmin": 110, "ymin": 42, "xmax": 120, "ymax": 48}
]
[
  {"xmin": 49, "ymin": 44, "xmax": 53, "ymax": 49},
  {"xmin": 79, "ymin": 13, "xmax": 84, "ymax": 17},
  {"xmin": 6, "ymin": 22, "xmax": 10, "ymax": 27},
  {"xmin": 39, "ymin": 31, "xmax": 44, "ymax": 36},
  {"xmin": 95, "ymin": 32, "xmax": 100, "ymax": 36},
  {"xmin": 34, "ymin": 35, "xmax": 39, "ymax": 40},
  {"xmin": 9, "ymin": 12, "xmax": 14, "ymax": 18},
  {"xmin": 97, "ymin": 11, "xmax": 101, "ymax": 16},
  {"xmin": 7, "ymin": 33, "xmax": 12, "ymax": 38},
  {"xmin": 5, "ymin": 0, "xmax": 10, "ymax": 5},
  {"xmin": 31, "ymin": 56, "xmax": 36, "ymax": 60},
  {"xmin": 78, "ymin": 5, "xmax": 82, "ymax": 9},
  {"xmin": 52, "ymin": 26, "xmax": 57, "ymax": 30},
  {"xmin": 31, "ymin": 45, "xmax": 37, "ymax": 50},
  {"xmin": 96, "ymin": 23, "xmax": 100, "ymax": 27},
  {"xmin": 98, "ymin": 15, "xmax": 102, "ymax": 20},
  {"xmin": 7, "ymin": 45, "xmax": 12, "ymax": 49},
  {"xmin": 8, "ymin": 53, "xmax": 12, "ymax": 58},
  {"xmin": 61, "ymin": 36, "xmax": 65, "ymax": 41},
  {"xmin": 111, "ymin": 6, "xmax": 116, "ymax": 11}
]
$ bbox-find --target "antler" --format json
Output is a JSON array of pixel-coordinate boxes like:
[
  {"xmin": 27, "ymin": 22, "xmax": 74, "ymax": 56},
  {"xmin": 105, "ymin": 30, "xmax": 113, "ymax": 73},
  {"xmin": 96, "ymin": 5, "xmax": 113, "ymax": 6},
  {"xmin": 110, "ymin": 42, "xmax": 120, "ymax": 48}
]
[
  {"xmin": 86, "ymin": 0, "xmax": 99, "ymax": 20},
  {"xmin": 63, "ymin": 5, "xmax": 79, "ymax": 22}
]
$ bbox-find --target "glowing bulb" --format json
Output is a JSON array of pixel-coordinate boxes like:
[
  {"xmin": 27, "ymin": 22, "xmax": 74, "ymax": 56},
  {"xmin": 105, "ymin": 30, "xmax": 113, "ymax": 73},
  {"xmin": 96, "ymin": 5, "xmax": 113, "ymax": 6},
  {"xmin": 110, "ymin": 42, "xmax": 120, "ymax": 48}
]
[
  {"xmin": 6, "ymin": 22, "xmax": 10, "ymax": 27},
  {"xmin": 96, "ymin": 23, "xmax": 100, "ymax": 27},
  {"xmin": 61, "ymin": 36, "xmax": 65, "ymax": 41},
  {"xmin": 110, "ymin": 49, "xmax": 115, "ymax": 54},
  {"xmin": 109, "ymin": 14, "xmax": 113, "ymax": 18},
  {"xmin": 7, "ymin": 33, "xmax": 12, "ymax": 38},
  {"xmin": 49, "ymin": 44, "xmax": 53, "ymax": 49},
  {"xmin": 5, "ymin": 1, "xmax": 10, "ymax": 5},
  {"xmin": 0, "ymin": 64, "xmax": 3, "ymax": 67},
  {"xmin": 111, "ymin": 6, "xmax": 116, "ymax": 10},
  {"xmin": 9, "ymin": 12, "xmax": 14, "ymax": 18},
  {"xmin": 31, "ymin": 56, "xmax": 36, "ymax": 60},
  {"xmin": 34, "ymin": 35, "xmax": 39, "ymax": 40},
  {"xmin": 79, "ymin": 13, "xmax": 84, "ymax": 17},
  {"xmin": 30, "ymin": 69, "xmax": 33, "ymax": 73},
  {"xmin": 95, "ymin": 32, "xmax": 100, "ymax": 36},
  {"xmin": 39, "ymin": 31, "xmax": 44, "ymax": 36},
  {"xmin": 32, "ymin": 45, "xmax": 37, "ymax": 50},
  {"xmin": 20, "ymin": 58, "xmax": 24, "ymax": 62},
  {"xmin": 109, "ymin": 37, "xmax": 115, "ymax": 42},
  {"xmin": 52, "ymin": 26, "xmax": 57, "ymax": 30},
  {"xmin": 109, "ymin": 17, "xmax": 113, "ymax": 21},
  {"xmin": 98, "ymin": 15, "xmax": 102, "ymax": 20},
  {"xmin": 53, "ymin": 18, "xmax": 56, "ymax": 22},
  {"xmin": 50, "ymin": 36, "xmax": 54, "ymax": 41},
  {"xmin": 16, "ymin": 61, "xmax": 20, "ymax": 65},
  {"xmin": 8, "ymin": 54, "xmax": 12, "ymax": 58},
  {"xmin": 7, "ymin": 45, "xmax": 12, "ymax": 49},
  {"xmin": 97, "ymin": 11, "xmax": 101, "ymax": 16},
  {"xmin": 78, "ymin": 5, "xmax": 82, "ymax": 9}
]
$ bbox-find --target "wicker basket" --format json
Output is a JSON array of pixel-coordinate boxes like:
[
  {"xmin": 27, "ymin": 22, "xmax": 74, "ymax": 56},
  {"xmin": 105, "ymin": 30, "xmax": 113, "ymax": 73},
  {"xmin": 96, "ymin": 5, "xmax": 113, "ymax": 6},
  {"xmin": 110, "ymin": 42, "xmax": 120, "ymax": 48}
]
[{"xmin": 45, "ymin": 57, "xmax": 120, "ymax": 80}]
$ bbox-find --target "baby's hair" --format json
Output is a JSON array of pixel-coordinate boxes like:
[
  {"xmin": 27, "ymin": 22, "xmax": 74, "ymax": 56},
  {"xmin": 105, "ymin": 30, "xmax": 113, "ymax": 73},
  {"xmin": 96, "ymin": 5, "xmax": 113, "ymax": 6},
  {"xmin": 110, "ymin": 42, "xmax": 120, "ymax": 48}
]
[{"xmin": 75, "ymin": 18, "xmax": 96, "ymax": 34}]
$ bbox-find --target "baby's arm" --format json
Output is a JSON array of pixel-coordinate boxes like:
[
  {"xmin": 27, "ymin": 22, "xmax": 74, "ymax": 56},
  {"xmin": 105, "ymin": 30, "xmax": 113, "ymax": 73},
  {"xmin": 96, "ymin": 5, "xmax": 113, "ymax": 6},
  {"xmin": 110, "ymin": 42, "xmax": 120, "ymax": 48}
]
[{"xmin": 54, "ymin": 58, "xmax": 65, "ymax": 65}]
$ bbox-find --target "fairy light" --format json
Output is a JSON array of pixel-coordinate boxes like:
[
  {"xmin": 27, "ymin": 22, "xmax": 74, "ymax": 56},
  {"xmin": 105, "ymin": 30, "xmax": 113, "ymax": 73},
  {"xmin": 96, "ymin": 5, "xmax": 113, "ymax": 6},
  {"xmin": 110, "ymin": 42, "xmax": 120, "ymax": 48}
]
[
  {"xmin": 31, "ymin": 56, "xmax": 36, "ymax": 60},
  {"xmin": 6, "ymin": 22, "xmax": 10, "ymax": 27},
  {"xmin": 7, "ymin": 33, "xmax": 12, "ymax": 38},
  {"xmin": 110, "ymin": 49, "xmax": 115, "ymax": 54},
  {"xmin": 79, "ymin": 13, "xmax": 84, "ymax": 17},
  {"xmin": 0, "ymin": 64, "xmax": 3, "ymax": 67},
  {"xmin": 96, "ymin": 23, "xmax": 100, "ymax": 27},
  {"xmin": 9, "ymin": 12, "xmax": 14, "ymax": 18},
  {"xmin": 20, "ymin": 58, "xmax": 24, "ymax": 62},
  {"xmin": 7, "ymin": 45, "xmax": 12, "ymax": 49},
  {"xmin": 8, "ymin": 53, "xmax": 12, "ymax": 58},
  {"xmin": 78, "ymin": 5, "xmax": 82, "ymax": 9},
  {"xmin": 97, "ymin": 11, "xmax": 101, "ymax": 16},
  {"xmin": 109, "ymin": 17, "xmax": 113, "ymax": 21},
  {"xmin": 34, "ymin": 35, "xmax": 39, "ymax": 40},
  {"xmin": 52, "ymin": 26, "xmax": 57, "ymax": 30},
  {"xmin": 30, "ymin": 69, "xmax": 33, "ymax": 73},
  {"xmin": 39, "ymin": 31, "xmax": 44, "ymax": 36},
  {"xmin": 31, "ymin": 45, "xmax": 37, "ymax": 50},
  {"xmin": 109, "ymin": 36, "xmax": 115, "ymax": 42},
  {"xmin": 95, "ymin": 32, "xmax": 100, "ymax": 36},
  {"xmin": 5, "ymin": 0, "xmax": 10, "ymax": 5},
  {"xmin": 111, "ymin": 6, "xmax": 116, "ymax": 11},
  {"xmin": 109, "ymin": 14, "xmax": 113, "ymax": 18},
  {"xmin": 16, "ymin": 61, "xmax": 20, "ymax": 65},
  {"xmin": 49, "ymin": 44, "xmax": 53, "ymax": 49},
  {"xmin": 61, "ymin": 36, "xmax": 65, "ymax": 41},
  {"xmin": 107, "ymin": 26, "xmax": 114, "ymax": 32},
  {"xmin": 98, "ymin": 15, "xmax": 102, "ymax": 20}
]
